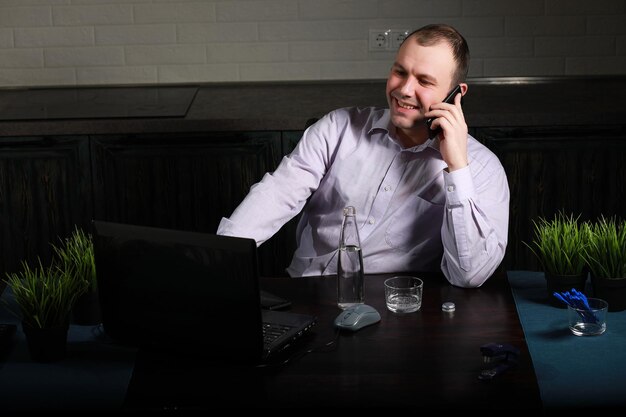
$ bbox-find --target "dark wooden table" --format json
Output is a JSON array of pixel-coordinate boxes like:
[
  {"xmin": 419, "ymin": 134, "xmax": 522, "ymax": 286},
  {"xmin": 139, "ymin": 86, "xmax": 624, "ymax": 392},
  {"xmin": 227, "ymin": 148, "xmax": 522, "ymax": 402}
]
[{"xmin": 124, "ymin": 271, "xmax": 542, "ymax": 410}]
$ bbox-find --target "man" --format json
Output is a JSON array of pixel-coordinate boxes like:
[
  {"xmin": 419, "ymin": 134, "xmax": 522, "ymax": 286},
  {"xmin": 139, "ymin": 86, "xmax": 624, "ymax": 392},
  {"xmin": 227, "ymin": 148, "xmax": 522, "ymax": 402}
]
[{"xmin": 217, "ymin": 24, "xmax": 510, "ymax": 288}]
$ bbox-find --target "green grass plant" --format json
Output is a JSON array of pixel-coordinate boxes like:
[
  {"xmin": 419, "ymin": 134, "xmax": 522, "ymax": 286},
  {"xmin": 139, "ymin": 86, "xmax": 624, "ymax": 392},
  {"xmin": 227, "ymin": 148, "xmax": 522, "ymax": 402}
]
[
  {"xmin": 583, "ymin": 216, "xmax": 626, "ymax": 279},
  {"xmin": 3, "ymin": 259, "xmax": 88, "ymax": 328},
  {"xmin": 51, "ymin": 225, "xmax": 97, "ymax": 292},
  {"xmin": 525, "ymin": 212, "xmax": 588, "ymax": 276}
]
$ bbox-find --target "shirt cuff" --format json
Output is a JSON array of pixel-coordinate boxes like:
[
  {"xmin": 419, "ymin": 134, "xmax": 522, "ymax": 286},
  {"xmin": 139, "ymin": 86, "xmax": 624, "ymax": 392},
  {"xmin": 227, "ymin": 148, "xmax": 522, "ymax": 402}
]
[{"xmin": 443, "ymin": 165, "xmax": 475, "ymax": 205}]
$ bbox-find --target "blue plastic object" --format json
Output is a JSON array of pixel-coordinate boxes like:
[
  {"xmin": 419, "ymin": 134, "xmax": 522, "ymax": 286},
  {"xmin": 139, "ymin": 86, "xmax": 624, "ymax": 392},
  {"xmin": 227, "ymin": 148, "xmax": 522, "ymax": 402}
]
[{"xmin": 553, "ymin": 289, "xmax": 599, "ymax": 324}]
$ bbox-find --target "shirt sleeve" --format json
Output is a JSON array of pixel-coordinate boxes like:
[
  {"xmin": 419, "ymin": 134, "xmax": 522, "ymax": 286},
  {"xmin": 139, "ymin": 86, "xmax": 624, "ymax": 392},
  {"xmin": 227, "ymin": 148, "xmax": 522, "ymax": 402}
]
[
  {"xmin": 439, "ymin": 158, "xmax": 510, "ymax": 288},
  {"xmin": 216, "ymin": 111, "xmax": 338, "ymax": 245}
]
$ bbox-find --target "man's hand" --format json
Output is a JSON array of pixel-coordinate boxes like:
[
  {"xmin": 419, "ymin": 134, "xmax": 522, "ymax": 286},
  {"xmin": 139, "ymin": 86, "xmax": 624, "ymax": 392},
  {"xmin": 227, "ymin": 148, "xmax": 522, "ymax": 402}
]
[{"xmin": 426, "ymin": 92, "xmax": 468, "ymax": 172}]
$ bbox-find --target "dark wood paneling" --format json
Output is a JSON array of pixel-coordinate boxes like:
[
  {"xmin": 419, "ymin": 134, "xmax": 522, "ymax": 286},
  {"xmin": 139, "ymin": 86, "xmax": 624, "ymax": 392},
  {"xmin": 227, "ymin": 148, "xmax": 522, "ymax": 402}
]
[
  {"xmin": 0, "ymin": 136, "xmax": 92, "ymax": 275},
  {"xmin": 480, "ymin": 125, "xmax": 626, "ymax": 271}
]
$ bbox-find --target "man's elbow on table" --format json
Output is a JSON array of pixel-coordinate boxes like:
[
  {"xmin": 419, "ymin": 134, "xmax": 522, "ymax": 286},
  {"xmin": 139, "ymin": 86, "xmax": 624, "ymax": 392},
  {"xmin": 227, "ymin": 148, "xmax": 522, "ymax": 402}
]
[{"xmin": 441, "ymin": 251, "xmax": 505, "ymax": 288}]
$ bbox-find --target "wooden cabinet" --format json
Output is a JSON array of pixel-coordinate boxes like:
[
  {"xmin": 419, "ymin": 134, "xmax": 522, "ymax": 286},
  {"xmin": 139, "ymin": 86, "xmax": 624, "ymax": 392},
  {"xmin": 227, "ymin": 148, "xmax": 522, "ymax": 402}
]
[
  {"xmin": 0, "ymin": 135, "xmax": 92, "ymax": 275},
  {"xmin": 91, "ymin": 132, "xmax": 281, "ymax": 229},
  {"xmin": 0, "ymin": 132, "xmax": 302, "ymax": 279}
]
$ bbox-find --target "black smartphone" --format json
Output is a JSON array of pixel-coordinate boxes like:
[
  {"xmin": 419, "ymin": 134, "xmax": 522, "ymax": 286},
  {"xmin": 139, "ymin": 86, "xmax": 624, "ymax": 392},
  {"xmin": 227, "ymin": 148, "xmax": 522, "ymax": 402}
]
[{"xmin": 426, "ymin": 84, "xmax": 462, "ymax": 137}]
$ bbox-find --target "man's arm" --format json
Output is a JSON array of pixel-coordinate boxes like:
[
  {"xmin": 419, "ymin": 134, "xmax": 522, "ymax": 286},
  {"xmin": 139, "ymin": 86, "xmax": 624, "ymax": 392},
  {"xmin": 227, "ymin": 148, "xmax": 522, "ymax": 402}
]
[
  {"xmin": 217, "ymin": 113, "xmax": 336, "ymax": 245},
  {"xmin": 439, "ymin": 161, "xmax": 510, "ymax": 288},
  {"xmin": 429, "ymin": 92, "xmax": 509, "ymax": 287}
]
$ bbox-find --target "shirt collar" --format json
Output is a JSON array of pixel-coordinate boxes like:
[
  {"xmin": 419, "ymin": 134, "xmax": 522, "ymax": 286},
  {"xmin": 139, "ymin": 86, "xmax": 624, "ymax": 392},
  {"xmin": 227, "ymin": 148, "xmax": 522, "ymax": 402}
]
[
  {"xmin": 369, "ymin": 109, "xmax": 392, "ymax": 134},
  {"xmin": 371, "ymin": 110, "xmax": 442, "ymax": 154}
]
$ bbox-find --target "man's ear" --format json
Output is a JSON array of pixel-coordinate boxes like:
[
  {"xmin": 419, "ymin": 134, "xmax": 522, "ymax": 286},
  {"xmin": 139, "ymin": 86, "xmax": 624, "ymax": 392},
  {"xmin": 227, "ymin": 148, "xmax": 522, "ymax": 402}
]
[{"xmin": 460, "ymin": 83, "xmax": 468, "ymax": 96}]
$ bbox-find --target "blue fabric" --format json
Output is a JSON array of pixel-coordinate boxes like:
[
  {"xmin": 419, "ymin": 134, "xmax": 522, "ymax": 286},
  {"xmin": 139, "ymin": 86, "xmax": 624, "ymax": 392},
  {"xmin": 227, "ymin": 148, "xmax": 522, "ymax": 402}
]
[
  {"xmin": 0, "ymin": 287, "xmax": 137, "ymax": 411},
  {"xmin": 508, "ymin": 271, "xmax": 626, "ymax": 409}
]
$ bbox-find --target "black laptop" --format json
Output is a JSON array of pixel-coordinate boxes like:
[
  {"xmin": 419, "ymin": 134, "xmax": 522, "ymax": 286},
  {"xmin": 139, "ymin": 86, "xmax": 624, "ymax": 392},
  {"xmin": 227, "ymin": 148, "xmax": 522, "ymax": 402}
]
[{"xmin": 91, "ymin": 220, "xmax": 316, "ymax": 365}]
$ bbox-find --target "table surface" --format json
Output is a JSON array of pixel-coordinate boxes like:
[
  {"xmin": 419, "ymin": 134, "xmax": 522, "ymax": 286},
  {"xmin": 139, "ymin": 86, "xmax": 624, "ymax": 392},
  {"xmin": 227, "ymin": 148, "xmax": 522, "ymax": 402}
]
[{"xmin": 123, "ymin": 271, "xmax": 542, "ymax": 410}]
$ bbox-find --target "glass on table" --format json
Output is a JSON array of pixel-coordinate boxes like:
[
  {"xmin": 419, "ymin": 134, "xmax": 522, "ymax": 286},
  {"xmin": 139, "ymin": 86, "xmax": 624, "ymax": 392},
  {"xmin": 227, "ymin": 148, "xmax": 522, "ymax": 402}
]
[
  {"xmin": 384, "ymin": 276, "xmax": 423, "ymax": 313},
  {"xmin": 567, "ymin": 297, "xmax": 608, "ymax": 336}
]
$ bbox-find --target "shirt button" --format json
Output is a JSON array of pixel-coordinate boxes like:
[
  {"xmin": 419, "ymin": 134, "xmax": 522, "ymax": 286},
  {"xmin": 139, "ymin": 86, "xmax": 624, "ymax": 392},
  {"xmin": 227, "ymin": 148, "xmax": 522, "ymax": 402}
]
[
  {"xmin": 368, "ymin": 218, "xmax": 375, "ymax": 225},
  {"xmin": 384, "ymin": 185, "xmax": 391, "ymax": 192},
  {"xmin": 447, "ymin": 185, "xmax": 455, "ymax": 192}
]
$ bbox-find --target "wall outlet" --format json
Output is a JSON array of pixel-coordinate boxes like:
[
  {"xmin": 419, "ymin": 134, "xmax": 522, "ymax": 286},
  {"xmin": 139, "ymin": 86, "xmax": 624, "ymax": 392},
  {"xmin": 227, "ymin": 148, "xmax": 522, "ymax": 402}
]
[
  {"xmin": 389, "ymin": 29, "xmax": 410, "ymax": 50},
  {"xmin": 368, "ymin": 29, "xmax": 390, "ymax": 51},
  {"xmin": 369, "ymin": 28, "xmax": 411, "ymax": 52}
]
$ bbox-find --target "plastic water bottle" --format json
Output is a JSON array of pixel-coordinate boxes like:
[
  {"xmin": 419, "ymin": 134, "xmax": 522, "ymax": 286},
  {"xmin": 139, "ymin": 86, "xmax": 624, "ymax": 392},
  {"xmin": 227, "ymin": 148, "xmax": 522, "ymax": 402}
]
[{"xmin": 337, "ymin": 206, "xmax": 364, "ymax": 309}]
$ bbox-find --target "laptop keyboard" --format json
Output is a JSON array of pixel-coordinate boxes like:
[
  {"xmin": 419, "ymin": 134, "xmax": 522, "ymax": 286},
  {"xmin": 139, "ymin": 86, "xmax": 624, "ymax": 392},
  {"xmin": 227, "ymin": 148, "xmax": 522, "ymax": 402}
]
[{"xmin": 262, "ymin": 322, "xmax": 291, "ymax": 347}]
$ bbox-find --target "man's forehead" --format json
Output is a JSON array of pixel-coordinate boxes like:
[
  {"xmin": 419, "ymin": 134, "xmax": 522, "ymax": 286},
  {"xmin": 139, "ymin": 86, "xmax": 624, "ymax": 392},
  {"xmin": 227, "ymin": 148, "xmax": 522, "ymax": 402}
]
[{"xmin": 396, "ymin": 41, "xmax": 455, "ymax": 82}]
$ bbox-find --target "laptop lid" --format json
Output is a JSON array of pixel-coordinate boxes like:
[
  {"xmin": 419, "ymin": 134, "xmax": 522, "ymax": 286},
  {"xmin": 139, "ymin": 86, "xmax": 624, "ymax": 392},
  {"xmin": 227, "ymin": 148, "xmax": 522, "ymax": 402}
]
[
  {"xmin": 92, "ymin": 220, "xmax": 263, "ymax": 363},
  {"xmin": 92, "ymin": 220, "xmax": 317, "ymax": 365}
]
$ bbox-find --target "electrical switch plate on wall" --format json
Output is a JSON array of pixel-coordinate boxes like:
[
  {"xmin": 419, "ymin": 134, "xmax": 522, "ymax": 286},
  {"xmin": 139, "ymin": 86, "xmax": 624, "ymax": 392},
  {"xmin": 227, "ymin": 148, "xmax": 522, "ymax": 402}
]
[
  {"xmin": 389, "ymin": 29, "xmax": 410, "ymax": 49},
  {"xmin": 368, "ymin": 29, "xmax": 389, "ymax": 51},
  {"xmin": 369, "ymin": 28, "xmax": 411, "ymax": 51}
]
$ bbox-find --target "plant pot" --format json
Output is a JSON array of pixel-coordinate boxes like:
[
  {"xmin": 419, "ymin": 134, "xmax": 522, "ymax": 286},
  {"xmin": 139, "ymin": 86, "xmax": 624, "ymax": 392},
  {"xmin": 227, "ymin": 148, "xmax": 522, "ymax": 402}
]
[
  {"xmin": 544, "ymin": 271, "xmax": 588, "ymax": 308},
  {"xmin": 71, "ymin": 290, "xmax": 102, "ymax": 325},
  {"xmin": 591, "ymin": 275, "xmax": 626, "ymax": 312},
  {"xmin": 22, "ymin": 321, "xmax": 70, "ymax": 363}
]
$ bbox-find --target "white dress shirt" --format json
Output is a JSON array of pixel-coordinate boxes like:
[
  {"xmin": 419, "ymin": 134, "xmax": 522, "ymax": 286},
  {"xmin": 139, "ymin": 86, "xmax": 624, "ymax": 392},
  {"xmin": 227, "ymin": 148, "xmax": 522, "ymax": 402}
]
[{"xmin": 217, "ymin": 106, "xmax": 510, "ymax": 288}]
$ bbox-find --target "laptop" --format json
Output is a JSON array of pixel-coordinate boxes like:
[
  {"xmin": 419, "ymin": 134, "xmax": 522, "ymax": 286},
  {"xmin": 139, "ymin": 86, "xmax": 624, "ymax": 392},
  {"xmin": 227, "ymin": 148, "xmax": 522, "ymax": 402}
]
[{"xmin": 91, "ymin": 220, "xmax": 316, "ymax": 365}]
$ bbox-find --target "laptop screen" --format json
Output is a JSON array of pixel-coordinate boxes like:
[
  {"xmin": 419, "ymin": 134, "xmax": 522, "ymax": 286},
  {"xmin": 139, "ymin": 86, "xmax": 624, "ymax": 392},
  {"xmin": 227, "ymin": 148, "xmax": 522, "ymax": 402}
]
[{"xmin": 92, "ymin": 220, "xmax": 263, "ymax": 362}]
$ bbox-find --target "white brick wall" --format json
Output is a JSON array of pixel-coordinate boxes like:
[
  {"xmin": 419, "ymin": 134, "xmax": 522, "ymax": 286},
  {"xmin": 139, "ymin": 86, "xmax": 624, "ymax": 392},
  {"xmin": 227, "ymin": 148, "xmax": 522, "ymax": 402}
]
[{"xmin": 0, "ymin": 0, "xmax": 624, "ymax": 87}]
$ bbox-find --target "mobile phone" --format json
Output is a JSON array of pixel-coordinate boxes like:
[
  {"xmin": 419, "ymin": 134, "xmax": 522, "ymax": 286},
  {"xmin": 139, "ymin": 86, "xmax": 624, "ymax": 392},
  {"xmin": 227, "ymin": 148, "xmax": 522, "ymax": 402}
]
[{"xmin": 426, "ymin": 84, "xmax": 462, "ymax": 138}]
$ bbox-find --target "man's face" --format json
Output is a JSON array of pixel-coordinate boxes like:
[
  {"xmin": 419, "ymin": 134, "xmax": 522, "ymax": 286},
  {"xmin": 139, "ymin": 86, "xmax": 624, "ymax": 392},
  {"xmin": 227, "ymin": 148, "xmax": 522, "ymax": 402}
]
[{"xmin": 385, "ymin": 38, "xmax": 457, "ymax": 141}]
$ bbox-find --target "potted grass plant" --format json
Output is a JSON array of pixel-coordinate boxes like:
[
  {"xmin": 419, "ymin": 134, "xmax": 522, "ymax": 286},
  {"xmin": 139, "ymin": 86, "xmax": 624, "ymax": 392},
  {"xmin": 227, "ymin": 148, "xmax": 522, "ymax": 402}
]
[
  {"xmin": 524, "ymin": 212, "xmax": 589, "ymax": 307},
  {"xmin": 583, "ymin": 216, "xmax": 626, "ymax": 312},
  {"xmin": 51, "ymin": 225, "xmax": 100, "ymax": 325},
  {"xmin": 3, "ymin": 258, "xmax": 89, "ymax": 362}
]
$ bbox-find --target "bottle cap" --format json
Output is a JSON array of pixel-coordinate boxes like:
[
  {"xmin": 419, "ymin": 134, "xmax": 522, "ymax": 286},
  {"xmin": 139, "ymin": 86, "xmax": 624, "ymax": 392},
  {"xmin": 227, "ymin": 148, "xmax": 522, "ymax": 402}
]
[{"xmin": 442, "ymin": 301, "xmax": 456, "ymax": 312}]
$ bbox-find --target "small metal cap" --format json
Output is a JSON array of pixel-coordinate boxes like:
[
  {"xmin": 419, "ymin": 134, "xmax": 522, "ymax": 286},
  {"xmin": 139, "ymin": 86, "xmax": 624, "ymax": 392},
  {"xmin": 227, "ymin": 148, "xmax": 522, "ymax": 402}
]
[{"xmin": 442, "ymin": 301, "xmax": 456, "ymax": 312}]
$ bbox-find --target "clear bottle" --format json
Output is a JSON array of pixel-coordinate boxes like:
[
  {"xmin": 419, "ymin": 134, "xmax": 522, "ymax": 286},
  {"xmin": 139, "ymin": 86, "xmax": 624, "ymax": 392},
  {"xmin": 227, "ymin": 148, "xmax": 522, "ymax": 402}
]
[{"xmin": 337, "ymin": 206, "xmax": 364, "ymax": 309}]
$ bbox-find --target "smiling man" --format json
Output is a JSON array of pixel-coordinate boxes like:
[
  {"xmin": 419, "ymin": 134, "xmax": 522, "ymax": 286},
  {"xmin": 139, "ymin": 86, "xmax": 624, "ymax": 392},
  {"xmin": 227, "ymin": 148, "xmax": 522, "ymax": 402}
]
[{"xmin": 217, "ymin": 24, "xmax": 510, "ymax": 288}]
